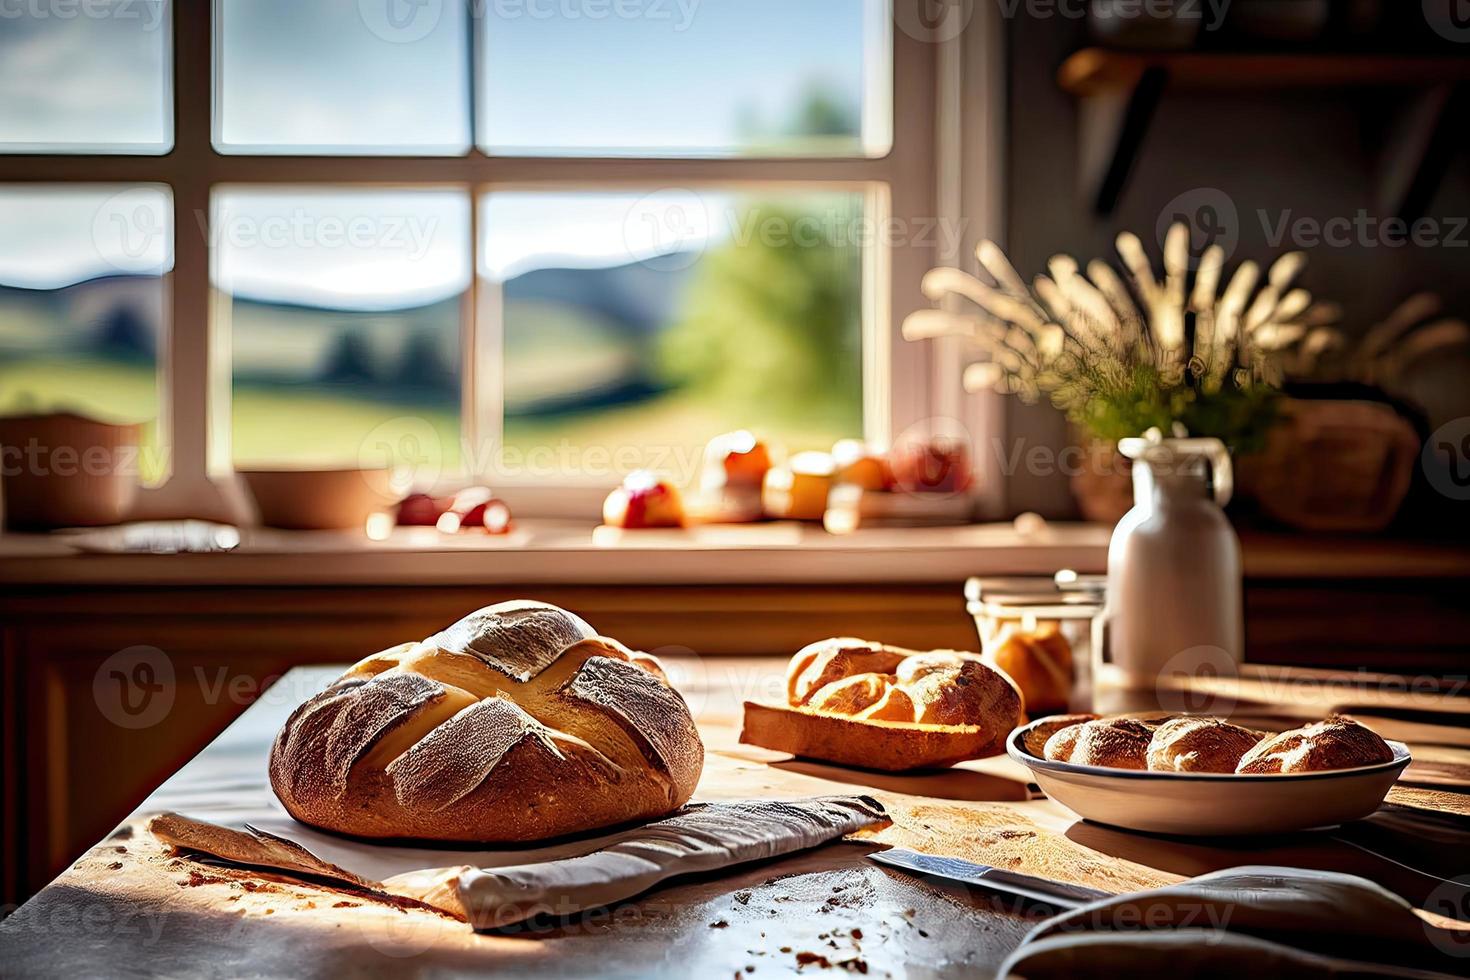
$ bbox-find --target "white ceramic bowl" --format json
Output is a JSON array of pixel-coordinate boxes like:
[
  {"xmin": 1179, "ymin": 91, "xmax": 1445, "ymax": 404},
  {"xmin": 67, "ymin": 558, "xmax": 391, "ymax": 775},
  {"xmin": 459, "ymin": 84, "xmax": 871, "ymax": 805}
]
[{"xmin": 1007, "ymin": 718, "xmax": 1412, "ymax": 837}]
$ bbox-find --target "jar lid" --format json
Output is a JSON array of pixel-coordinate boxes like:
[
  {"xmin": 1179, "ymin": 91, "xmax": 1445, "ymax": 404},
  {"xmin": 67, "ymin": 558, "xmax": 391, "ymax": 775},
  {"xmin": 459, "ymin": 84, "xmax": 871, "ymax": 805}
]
[{"xmin": 964, "ymin": 573, "xmax": 1104, "ymax": 616}]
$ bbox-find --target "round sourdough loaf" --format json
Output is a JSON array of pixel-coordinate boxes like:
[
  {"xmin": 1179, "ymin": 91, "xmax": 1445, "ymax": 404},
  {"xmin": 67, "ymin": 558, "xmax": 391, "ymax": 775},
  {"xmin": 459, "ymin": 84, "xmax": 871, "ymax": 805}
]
[{"xmin": 269, "ymin": 601, "xmax": 703, "ymax": 842}]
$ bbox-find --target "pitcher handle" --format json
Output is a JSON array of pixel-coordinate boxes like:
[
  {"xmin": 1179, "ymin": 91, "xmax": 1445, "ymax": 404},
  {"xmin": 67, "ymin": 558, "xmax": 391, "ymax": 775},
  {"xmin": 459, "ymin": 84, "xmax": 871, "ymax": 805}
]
[{"xmin": 1167, "ymin": 437, "xmax": 1233, "ymax": 506}]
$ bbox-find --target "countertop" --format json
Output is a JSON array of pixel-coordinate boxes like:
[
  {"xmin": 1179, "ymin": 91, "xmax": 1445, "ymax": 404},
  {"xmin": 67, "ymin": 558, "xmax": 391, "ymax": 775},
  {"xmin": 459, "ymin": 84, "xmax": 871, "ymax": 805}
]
[{"xmin": 2, "ymin": 659, "xmax": 1466, "ymax": 977}]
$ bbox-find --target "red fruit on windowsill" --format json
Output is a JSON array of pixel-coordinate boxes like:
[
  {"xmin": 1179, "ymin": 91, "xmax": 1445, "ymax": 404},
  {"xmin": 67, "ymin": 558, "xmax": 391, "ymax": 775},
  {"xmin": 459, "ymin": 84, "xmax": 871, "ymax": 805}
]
[
  {"xmin": 603, "ymin": 471, "xmax": 685, "ymax": 529},
  {"xmin": 394, "ymin": 493, "xmax": 449, "ymax": 527},
  {"xmin": 890, "ymin": 438, "xmax": 974, "ymax": 495},
  {"xmin": 436, "ymin": 487, "xmax": 513, "ymax": 534}
]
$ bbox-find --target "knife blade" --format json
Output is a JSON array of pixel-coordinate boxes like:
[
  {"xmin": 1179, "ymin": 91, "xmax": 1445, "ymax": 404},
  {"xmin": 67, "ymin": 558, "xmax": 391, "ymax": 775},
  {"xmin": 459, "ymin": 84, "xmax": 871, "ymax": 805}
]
[{"xmin": 868, "ymin": 849, "xmax": 1112, "ymax": 910}]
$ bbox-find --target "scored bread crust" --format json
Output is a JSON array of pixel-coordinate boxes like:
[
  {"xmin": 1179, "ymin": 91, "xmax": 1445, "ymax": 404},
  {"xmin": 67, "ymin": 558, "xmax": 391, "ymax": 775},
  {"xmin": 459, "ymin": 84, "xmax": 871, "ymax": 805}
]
[
  {"xmin": 1146, "ymin": 716, "xmax": 1263, "ymax": 773},
  {"xmin": 1044, "ymin": 717, "xmax": 1153, "ymax": 769},
  {"xmin": 269, "ymin": 601, "xmax": 703, "ymax": 842},
  {"xmin": 1235, "ymin": 716, "xmax": 1394, "ymax": 774}
]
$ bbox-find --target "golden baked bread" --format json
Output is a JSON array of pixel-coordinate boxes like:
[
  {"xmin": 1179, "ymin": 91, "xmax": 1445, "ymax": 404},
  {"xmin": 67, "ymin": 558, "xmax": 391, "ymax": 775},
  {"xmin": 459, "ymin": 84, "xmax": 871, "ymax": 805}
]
[
  {"xmin": 740, "ymin": 637, "xmax": 1024, "ymax": 770},
  {"xmin": 740, "ymin": 702, "xmax": 1003, "ymax": 771},
  {"xmin": 983, "ymin": 623, "xmax": 1074, "ymax": 715},
  {"xmin": 269, "ymin": 601, "xmax": 703, "ymax": 842},
  {"xmin": 1021, "ymin": 713, "xmax": 1099, "ymax": 759},
  {"xmin": 1235, "ymin": 716, "xmax": 1394, "ymax": 774},
  {"xmin": 787, "ymin": 639, "xmax": 1022, "ymax": 728},
  {"xmin": 1044, "ymin": 717, "xmax": 1153, "ymax": 769},
  {"xmin": 1146, "ymin": 716, "xmax": 1263, "ymax": 773}
]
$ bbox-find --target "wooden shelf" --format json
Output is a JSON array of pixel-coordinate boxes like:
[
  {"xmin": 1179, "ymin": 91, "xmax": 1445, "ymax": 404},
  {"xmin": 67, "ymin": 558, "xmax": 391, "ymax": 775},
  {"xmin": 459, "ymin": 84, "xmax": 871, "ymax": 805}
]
[
  {"xmin": 1058, "ymin": 49, "xmax": 1470, "ymax": 218},
  {"xmin": 1060, "ymin": 49, "xmax": 1470, "ymax": 97}
]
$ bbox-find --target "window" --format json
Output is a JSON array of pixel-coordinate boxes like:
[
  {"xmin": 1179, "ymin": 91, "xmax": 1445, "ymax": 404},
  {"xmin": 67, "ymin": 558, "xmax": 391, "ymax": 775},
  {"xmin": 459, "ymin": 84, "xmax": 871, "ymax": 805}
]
[
  {"xmin": 0, "ymin": 1, "xmax": 172, "ymax": 153},
  {"xmin": 477, "ymin": 0, "xmax": 891, "ymax": 157},
  {"xmin": 213, "ymin": 187, "xmax": 470, "ymax": 467},
  {"xmin": 0, "ymin": 185, "xmax": 172, "ymax": 482},
  {"xmin": 481, "ymin": 187, "xmax": 868, "ymax": 476},
  {"xmin": 0, "ymin": 1, "xmax": 939, "ymax": 513}
]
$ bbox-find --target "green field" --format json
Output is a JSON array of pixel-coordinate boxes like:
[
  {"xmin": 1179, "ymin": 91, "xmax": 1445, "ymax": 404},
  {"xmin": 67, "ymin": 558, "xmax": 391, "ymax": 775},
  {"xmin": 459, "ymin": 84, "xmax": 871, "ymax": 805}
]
[{"xmin": 0, "ymin": 357, "xmax": 858, "ymax": 487}]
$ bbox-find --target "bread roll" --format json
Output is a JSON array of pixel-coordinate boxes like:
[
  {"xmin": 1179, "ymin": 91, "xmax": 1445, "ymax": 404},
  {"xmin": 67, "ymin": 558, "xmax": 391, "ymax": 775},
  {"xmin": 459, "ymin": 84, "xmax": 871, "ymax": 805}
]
[
  {"xmin": 984, "ymin": 624, "xmax": 1074, "ymax": 715},
  {"xmin": 742, "ymin": 637, "xmax": 1023, "ymax": 770},
  {"xmin": 1044, "ymin": 717, "xmax": 1152, "ymax": 769},
  {"xmin": 1022, "ymin": 713, "xmax": 1099, "ymax": 759},
  {"xmin": 269, "ymin": 601, "xmax": 703, "ymax": 842},
  {"xmin": 1236, "ymin": 717, "xmax": 1394, "ymax": 774},
  {"xmin": 788, "ymin": 639, "xmax": 1021, "ymax": 731},
  {"xmin": 1146, "ymin": 717, "xmax": 1263, "ymax": 773}
]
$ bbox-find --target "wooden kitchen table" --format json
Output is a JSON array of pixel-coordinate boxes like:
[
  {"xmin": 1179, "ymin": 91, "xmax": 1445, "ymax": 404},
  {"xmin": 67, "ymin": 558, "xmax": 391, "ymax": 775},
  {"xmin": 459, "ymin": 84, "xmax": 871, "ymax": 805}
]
[{"xmin": 2, "ymin": 659, "xmax": 1467, "ymax": 978}]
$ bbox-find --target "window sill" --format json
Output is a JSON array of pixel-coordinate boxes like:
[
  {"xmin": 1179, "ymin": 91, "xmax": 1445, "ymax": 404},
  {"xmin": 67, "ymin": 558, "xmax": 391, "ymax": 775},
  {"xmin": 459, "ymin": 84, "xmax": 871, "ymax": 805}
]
[
  {"xmin": 5, "ymin": 522, "xmax": 1465, "ymax": 589},
  {"xmin": 0, "ymin": 519, "xmax": 1111, "ymax": 587}
]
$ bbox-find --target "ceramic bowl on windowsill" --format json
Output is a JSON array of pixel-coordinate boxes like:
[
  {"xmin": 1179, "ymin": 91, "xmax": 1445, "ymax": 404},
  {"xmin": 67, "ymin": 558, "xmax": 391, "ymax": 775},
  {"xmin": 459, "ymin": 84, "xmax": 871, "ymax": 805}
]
[{"xmin": 239, "ymin": 466, "xmax": 394, "ymax": 531}]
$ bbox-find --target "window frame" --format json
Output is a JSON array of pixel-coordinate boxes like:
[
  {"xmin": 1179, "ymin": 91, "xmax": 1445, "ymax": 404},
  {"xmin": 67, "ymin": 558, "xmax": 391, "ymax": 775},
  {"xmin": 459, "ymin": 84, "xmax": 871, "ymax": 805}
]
[{"xmin": 0, "ymin": 0, "xmax": 950, "ymax": 521}]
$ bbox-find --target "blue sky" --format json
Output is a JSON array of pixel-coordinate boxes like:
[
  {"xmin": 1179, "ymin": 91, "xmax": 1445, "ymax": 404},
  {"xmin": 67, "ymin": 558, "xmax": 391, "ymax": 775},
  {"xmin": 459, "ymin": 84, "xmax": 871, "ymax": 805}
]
[{"xmin": 0, "ymin": 0, "xmax": 883, "ymax": 303}]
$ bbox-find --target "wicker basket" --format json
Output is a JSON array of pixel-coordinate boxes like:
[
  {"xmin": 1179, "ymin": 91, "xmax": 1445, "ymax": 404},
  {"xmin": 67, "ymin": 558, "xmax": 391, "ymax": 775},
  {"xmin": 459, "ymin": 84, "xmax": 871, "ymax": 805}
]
[{"xmin": 1237, "ymin": 398, "xmax": 1418, "ymax": 533}]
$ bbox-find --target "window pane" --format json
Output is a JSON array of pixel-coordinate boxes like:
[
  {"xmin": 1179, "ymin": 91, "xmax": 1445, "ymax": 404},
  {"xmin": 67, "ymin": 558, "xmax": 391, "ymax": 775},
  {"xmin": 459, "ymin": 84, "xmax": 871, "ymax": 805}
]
[
  {"xmin": 0, "ymin": 185, "xmax": 171, "ymax": 481},
  {"xmin": 215, "ymin": 0, "xmax": 470, "ymax": 154},
  {"xmin": 0, "ymin": 1, "xmax": 171, "ymax": 153},
  {"xmin": 214, "ymin": 189, "xmax": 469, "ymax": 469},
  {"xmin": 479, "ymin": 0, "xmax": 890, "ymax": 157},
  {"xmin": 480, "ymin": 188, "xmax": 866, "ymax": 477}
]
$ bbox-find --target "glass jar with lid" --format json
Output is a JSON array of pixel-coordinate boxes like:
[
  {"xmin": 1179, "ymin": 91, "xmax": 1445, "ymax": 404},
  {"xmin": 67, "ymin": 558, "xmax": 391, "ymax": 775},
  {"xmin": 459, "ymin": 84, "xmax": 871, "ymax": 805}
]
[{"xmin": 964, "ymin": 572, "xmax": 1105, "ymax": 716}]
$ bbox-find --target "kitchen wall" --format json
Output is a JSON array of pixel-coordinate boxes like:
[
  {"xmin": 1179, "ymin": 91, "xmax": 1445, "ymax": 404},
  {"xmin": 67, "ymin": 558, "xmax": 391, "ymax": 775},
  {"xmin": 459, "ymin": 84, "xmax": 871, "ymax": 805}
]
[{"xmin": 998, "ymin": 15, "xmax": 1470, "ymax": 518}]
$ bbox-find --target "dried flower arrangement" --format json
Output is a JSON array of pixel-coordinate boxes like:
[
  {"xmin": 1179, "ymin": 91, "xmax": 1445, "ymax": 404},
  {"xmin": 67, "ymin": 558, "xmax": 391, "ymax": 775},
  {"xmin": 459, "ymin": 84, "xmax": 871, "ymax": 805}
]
[
  {"xmin": 1275, "ymin": 291, "xmax": 1469, "ymax": 392},
  {"xmin": 904, "ymin": 223, "xmax": 1339, "ymax": 453}
]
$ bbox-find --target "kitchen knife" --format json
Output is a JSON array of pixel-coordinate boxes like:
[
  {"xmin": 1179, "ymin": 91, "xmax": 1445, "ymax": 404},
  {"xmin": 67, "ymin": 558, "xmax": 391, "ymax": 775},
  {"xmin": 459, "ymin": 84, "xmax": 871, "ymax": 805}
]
[{"xmin": 868, "ymin": 849, "xmax": 1112, "ymax": 910}]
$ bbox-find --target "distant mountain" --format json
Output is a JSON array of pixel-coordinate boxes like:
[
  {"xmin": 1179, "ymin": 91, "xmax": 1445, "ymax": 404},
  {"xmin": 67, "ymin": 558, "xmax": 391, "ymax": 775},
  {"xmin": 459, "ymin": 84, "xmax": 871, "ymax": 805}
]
[{"xmin": 504, "ymin": 258, "xmax": 695, "ymax": 338}]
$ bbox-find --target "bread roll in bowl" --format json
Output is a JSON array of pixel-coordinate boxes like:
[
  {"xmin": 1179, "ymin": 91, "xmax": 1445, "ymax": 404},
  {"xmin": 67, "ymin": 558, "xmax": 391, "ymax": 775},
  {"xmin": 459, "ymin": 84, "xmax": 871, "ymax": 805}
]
[
  {"xmin": 1021, "ymin": 713, "xmax": 1099, "ymax": 759},
  {"xmin": 1044, "ymin": 717, "xmax": 1153, "ymax": 770},
  {"xmin": 269, "ymin": 601, "xmax": 703, "ymax": 842},
  {"xmin": 1147, "ymin": 716, "xmax": 1263, "ymax": 773},
  {"xmin": 1236, "ymin": 716, "xmax": 1393, "ymax": 774}
]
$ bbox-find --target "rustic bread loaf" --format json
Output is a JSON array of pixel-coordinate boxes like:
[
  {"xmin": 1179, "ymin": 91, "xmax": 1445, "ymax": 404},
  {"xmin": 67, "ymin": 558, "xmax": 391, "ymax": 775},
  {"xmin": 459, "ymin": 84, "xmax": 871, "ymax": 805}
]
[
  {"xmin": 269, "ymin": 601, "xmax": 703, "ymax": 842},
  {"xmin": 1235, "ymin": 716, "xmax": 1394, "ymax": 774}
]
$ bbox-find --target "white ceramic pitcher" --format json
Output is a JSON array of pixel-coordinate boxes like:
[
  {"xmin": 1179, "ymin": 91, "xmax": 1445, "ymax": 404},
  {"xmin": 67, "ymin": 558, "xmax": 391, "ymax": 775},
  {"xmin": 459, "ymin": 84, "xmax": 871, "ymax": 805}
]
[{"xmin": 1096, "ymin": 429, "xmax": 1243, "ymax": 710}]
